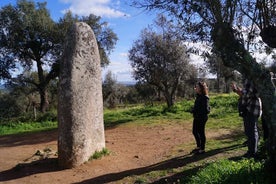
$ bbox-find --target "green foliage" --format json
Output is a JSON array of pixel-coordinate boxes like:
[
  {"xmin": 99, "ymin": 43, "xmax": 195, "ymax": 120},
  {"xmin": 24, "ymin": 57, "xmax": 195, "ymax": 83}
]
[
  {"xmin": 36, "ymin": 110, "xmax": 57, "ymax": 122},
  {"xmin": 210, "ymin": 93, "xmax": 238, "ymax": 109},
  {"xmin": 104, "ymin": 102, "xmax": 193, "ymax": 127},
  {"xmin": 128, "ymin": 14, "xmax": 196, "ymax": 108},
  {"xmin": 187, "ymin": 159, "xmax": 269, "ymax": 184},
  {"xmin": 0, "ymin": 92, "xmax": 23, "ymax": 119},
  {"xmin": 104, "ymin": 93, "xmax": 240, "ymax": 128},
  {"xmin": 209, "ymin": 93, "xmax": 239, "ymax": 118},
  {"xmin": 178, "ymin": 99, "xmax": 194, "ymax": 113},
  {"xmin": 0, "ymin": 109, "xmax": 57, "ymax": 124},
  {"xmin": 0, "ymin": 93, "xmax": 240, "ymax": 134},
  {"xmin": 102, "ymin": 71, "xmax": 131, "ymax": 108}
]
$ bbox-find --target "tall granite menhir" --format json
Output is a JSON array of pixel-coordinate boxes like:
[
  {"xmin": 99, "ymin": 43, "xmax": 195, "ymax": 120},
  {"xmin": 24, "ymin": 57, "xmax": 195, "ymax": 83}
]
[{"xmin": 58, "ymin": 22, "xmax": 105, "ymax": 168}]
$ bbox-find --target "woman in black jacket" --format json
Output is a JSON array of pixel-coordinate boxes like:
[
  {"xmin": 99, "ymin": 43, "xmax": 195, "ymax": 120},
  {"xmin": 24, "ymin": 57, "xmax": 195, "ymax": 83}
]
[{"xmin": 191, "ymin": 81, "xmax": 210, "ymax": 154}]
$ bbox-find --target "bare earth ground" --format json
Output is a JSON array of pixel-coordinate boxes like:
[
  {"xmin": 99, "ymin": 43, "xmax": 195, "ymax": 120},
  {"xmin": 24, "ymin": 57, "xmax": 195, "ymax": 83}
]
[{"xmin": 0, "ymin": 122, "xmax": 244, "ymax": 184}]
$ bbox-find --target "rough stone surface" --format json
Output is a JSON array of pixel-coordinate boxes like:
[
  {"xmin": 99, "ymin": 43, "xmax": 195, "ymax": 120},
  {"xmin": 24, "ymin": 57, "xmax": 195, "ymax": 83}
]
[{"xmin": 58, "ymin": 22, "xmax": 105, "ymax": 168}]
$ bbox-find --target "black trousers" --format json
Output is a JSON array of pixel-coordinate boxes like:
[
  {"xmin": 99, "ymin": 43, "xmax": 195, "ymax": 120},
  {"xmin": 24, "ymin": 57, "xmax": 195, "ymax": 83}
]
[
  {"xmin": 192, "ymin": 116, "xmax": 208, "ymax": 150},
  {"xmin": 243, "ymin": 113, "xmax": 259, "ymax": 154}
]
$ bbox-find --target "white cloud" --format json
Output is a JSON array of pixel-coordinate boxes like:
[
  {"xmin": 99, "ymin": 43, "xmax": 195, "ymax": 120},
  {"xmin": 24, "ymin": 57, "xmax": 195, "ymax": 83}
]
[{"xmin": 59, "ymin": 0, "xmax": 128, "ymax": 18}]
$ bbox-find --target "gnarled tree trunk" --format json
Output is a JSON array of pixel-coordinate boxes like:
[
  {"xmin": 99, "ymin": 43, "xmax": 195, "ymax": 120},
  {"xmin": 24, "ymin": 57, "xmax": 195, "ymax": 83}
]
[{"xmin": 211, "ymin": 22, "xmax": 276, "ymax": 165}]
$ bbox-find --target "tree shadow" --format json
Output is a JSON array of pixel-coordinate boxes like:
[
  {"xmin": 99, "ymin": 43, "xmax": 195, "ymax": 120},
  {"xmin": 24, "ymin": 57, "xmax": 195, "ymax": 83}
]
[
  {"xmin": 212, "ymin": 129, "xmax": 244, "ymax": 141},
  {"xmin": 150, "ymin": 166, "xmax": 201, "ymax": 184},
  {"xmin": 104, "ymin": 118, "xmax": 134, "ymax": 129},
  {"xmin": 0, "ymin": 158, "xmax": 60, "ymax": 182},
  {"xmin": 0, "ymin": 129, "xmax": 57, "ymax": 147},
  {"xmin": 73, "ymin": 144, "xmax": 243, "ymax": 184},
  {"xmin": 151, "ymin": 153, "xmax": 254, "ymax": 184}
]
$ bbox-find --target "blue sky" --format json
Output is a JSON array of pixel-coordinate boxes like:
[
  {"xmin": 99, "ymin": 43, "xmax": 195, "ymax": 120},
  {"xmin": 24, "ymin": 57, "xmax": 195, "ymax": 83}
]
[{"xmin": 0, "ymin": 0, "xmax": 157, "ymax": 82}]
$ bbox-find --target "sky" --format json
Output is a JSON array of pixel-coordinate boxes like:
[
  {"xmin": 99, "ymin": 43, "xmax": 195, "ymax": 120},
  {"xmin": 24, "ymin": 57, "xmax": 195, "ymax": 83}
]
[{"xmin": 0, "ymin": 0, "xmax": 158, "ymax": 82}]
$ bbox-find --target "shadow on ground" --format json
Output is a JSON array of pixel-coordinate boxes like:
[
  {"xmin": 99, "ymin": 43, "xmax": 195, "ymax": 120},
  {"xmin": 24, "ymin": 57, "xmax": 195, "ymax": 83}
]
[
  {"xmin": 0, "ymin": 144, "xmax": 243, "ymax": 183},
  {"xmin": 0, "ymin": 129, "xmax": 57, "ymax": 147},
  {"xmin": 0, "ymin": 158, "xmax": 60, "ymax": 182},
  {"xmin": 73, "ymin": 144, "xmax": 243, "ymax": 184}
]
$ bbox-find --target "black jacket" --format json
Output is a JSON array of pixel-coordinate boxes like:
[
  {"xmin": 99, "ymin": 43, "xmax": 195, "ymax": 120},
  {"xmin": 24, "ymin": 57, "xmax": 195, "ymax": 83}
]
[{"xmin": 192, "ymin": 94, "xmax": 210, "ymax": 119}]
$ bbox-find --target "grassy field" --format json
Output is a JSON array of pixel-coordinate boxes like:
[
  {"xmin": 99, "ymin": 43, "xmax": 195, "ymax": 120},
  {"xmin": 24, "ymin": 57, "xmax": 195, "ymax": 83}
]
[{"xmin": 0, "ymin": 93, "xmax": 274, "ymax": 183}]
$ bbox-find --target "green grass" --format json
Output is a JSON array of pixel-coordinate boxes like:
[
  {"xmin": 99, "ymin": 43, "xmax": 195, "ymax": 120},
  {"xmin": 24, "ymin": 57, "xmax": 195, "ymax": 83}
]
[
  {"xmin": 187, "ymin": 159, "xmax": 269, "ymax": 184},
  {"xmin": 89, "ymin": 148, "xmax": 110, "ymax": 160},
  {"xmin": 104, "ymin": 102, "xmax": 193, "ymax": 127},
  {"xmin": 0, "ymin": 121, "xmax": 57, "ymax": 135},
  {"xmin": 0, "ymin": 93, "xmax": 239, "ymax": 135}
]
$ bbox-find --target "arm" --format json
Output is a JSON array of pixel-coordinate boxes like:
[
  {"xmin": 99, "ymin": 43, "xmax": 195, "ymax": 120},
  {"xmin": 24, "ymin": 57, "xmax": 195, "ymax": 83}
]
[{"xmin": 231, "ymin": 83, "xmax": 242, "ymax": 96}]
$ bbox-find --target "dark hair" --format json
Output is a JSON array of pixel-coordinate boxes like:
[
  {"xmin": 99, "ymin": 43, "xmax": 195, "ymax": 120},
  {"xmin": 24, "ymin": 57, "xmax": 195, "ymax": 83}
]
[{"xmin": 197, "ymin": 81, "xmax": 208, "ymax": 95}]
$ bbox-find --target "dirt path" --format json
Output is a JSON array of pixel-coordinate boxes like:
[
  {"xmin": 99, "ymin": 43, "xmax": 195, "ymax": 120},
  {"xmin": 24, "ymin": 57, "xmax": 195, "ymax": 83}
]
[{"xmin": 0, "ymin": 122, "xmax": 242, "ymax": 184}]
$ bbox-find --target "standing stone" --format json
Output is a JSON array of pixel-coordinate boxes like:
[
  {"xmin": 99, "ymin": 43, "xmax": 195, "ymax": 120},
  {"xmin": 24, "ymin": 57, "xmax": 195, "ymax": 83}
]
[{"xmin": 58, "ymin": 22, "xmax": 105, "ymax": 168}]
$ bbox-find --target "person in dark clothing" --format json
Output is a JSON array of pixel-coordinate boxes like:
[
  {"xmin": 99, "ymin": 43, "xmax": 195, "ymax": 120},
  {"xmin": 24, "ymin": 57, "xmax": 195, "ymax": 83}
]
[
  {"xmin": 191, "ymin": 81, "xmax": 210, "ymax": 154},
  {"xmin": 232, "ymin": 79, "xmax": 262, "ymax": 158}
]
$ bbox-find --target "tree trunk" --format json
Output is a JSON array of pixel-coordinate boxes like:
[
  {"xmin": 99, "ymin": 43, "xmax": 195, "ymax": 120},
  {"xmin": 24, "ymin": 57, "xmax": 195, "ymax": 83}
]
[
  {"xmin": 164, "ymin": 89, "xmax": 174, "ymax": 108},
  {"xmin": 216, "ymin": 73, "xmax": 221, "ymax": 93},
  {"xmin": 212, "ymin": 22, "xmax": 276, "ymax": 165},
  {"xmin": 35, "ymin": 57, "xmax": 49, "ymax": 113},
  {"xmin": 224, "ymin": 76, "xmax": 231, "ymax": 93},
  {"xmin": 39, "ymin": 87, "xmax": 49, "ymax": 113}
]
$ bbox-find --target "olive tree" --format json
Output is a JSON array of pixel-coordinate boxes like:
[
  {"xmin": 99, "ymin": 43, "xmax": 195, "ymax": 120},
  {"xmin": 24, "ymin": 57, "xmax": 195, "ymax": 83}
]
[
  {"xmin": 102, "ymin": 71, "xmax": 130, "ymax": 108},
  {"xmin": 129, "ymin": 15, "xmax": 195, "ymax": 108},
  {"xmin": 0, "ymin": 0, "xmax": 118, "ymax": 112}
]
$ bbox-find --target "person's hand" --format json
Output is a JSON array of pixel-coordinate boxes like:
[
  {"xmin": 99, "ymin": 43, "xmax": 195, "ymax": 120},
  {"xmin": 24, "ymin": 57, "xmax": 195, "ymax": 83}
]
[
  {"xmin": 231, "ymin": 83, "xmax": 237, "ymax": 92},
  {"xmin": 231, "ymin": 83, "xmax": 242, "ymax": 96}
]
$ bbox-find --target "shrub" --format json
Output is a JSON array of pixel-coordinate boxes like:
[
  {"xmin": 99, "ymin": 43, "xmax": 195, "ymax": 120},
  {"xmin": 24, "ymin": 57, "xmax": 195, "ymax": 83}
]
[{"xmin": 36, "ymin": 110, "xmax": 57, "ymax": 122}]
